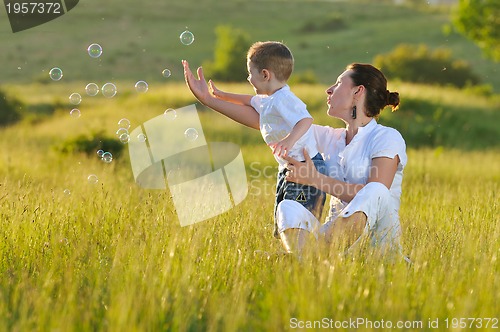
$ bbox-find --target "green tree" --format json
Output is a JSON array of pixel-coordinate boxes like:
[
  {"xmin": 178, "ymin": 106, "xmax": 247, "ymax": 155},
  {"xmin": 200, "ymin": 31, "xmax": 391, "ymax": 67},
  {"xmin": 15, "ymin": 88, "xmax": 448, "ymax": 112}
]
[
  {"xmin": 453, "ymin": 0, "xmax": 500, "ymax": 61},
  {"xmin": 203, "ymin": 25, "xmax": 251, "ymax": 82}
]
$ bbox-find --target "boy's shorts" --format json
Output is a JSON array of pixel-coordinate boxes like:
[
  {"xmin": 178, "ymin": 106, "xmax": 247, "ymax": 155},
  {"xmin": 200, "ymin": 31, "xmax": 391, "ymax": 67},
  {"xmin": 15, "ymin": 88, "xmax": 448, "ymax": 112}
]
[{"xmin": 273, "ymin": 153, "xmax": 327, "ymax": 238}]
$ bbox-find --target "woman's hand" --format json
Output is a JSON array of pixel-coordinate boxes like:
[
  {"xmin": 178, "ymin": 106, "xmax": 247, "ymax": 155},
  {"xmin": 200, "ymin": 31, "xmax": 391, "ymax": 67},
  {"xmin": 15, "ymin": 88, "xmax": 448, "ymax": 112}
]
[
  {"xmin": 282, "ymin": 149, "xmax": 320, "ymax": 187},
  {"xmin": 182, "ymin": 60, "xmax": 213, "ymax": 105}
]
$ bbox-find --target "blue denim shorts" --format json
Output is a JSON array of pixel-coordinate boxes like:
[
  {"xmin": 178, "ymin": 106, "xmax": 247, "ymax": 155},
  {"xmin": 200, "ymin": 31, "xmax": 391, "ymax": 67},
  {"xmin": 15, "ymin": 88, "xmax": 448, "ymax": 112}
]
[{"xmin": 273, "ymin": 153, "xmax": 327, "ymax": 238}]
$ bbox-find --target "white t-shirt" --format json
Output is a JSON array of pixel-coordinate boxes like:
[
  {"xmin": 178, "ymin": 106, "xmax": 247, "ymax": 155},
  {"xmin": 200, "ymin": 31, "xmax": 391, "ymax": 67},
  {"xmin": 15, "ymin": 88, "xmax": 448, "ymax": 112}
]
[
  {"xmin": 251, "ymin": 85, "xmax": 319, "ymax": 169},
  {"xmin": 312, "ymin": 119, "xmax": 407, "ymax": 223}
]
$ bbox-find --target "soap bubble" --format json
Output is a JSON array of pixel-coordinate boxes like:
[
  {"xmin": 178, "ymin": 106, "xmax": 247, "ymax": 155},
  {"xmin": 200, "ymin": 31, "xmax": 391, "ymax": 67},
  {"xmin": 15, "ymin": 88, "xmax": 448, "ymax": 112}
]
[
  {"xmin": 180, "ymin": 30, "xmax": 194, "ymax": 45},
  {"xmin": 162, "ymin": 69, "xmax": 171, "ymax": 78},
  {"xmin": 116, "ymin": 128, "xmax": 129, "ymax": 137},
  {"xmin": 119, "ymin": 133, "xmax": 130, "ymax": 143},
  {"xmin": 102, "ymin": 83, "xmax": 117, "ymax": 98},
  {"xmin": 101, "ymin": 152, "xmax": 113, "ymax": 163},
  {"xmin": 118, "ymin": 118, "xmax": 130, "ymax": 130},
  {"xmin": 49, "ymin": 67, "xmax": 63, "ymax": 81},
  {"xmin": 137, "ymin": 133, "xmax": 147, "ymax": 142},
  {"xmin": 63, "ymin": 189, "xmax": 71, "ymax": 195},
  {"xmin": 184, "ymin": 128, "xmax": 199, "ymax": 141},
  {"xmin": 87, "ymin": 174, "xmax": 98, "ymax": 184},
  {"xmin": 135, "ymin": 80, "xmax": 148, "ymax": 93},
  {"xmin": 164, "ymin": 108, "xmax": 177, "ymax": 120},
  {"xmin": 87, "ymin": 43, "xmax": 103, "ymax": 58},
  {"xmin": 97, "ymin": 149, "xmax": 104, "ymax": 158},
  {"xmin": 85, "ymin": 83, "xmax": 99, "ymax": 96},
  {"xmin": 70, "ymin": 108, "xmax": 81, "ymax": 118},
  {"xmin": 69, "ymin": 93, "xmax": 82, "ymax": 105}
]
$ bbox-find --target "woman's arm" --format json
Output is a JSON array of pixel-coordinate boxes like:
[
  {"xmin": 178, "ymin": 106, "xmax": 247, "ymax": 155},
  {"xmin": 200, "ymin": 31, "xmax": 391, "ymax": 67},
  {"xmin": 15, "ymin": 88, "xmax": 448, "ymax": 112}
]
[
  {"xmin": 182, "ymin": 60, "xmax": 260, "ymax": 130},
  {"xmin": 283, "ymin": 149, "xmax": 399, "ymax": 202}
]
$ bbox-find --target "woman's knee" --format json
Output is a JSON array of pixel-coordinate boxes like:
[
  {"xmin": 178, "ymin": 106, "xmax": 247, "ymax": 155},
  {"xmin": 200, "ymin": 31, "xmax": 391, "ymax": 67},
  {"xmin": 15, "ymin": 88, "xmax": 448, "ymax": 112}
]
[{"xmin": 361, "ymin": 182, "xmax": 392, "ymax": 209}]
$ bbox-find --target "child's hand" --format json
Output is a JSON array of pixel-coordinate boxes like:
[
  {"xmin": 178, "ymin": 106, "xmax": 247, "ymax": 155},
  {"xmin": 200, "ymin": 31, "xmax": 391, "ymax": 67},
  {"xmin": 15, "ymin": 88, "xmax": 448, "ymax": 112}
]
[
  {"xmin": 182, "ymin": 60, "xmax": 211, "ymax": 103},
  {"xmin": 269, "ymin": 136, "xmax": 294, "ymax": 157},
  {"xmin": 208, "ymin": 80, "xmax": 224, "ymax": 99}
]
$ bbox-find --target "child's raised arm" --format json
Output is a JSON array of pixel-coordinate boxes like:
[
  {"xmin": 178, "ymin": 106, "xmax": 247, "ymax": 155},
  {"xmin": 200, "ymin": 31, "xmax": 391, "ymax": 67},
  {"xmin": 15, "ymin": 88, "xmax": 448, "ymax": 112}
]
[
  {"xmin": 209, "ymin": 80, "xmax": 253, "ymax": 106},
  {"xmin": 182, "ymin": 60, "xmax": 259, "ymax": 129}
]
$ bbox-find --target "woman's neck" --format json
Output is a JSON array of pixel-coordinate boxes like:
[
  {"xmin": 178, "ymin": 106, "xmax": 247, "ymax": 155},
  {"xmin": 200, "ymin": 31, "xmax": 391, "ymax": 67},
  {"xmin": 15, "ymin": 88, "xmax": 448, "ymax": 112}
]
[{"xmin": 345, "ymin": 117, "xmax": 373, "ymax": 145}]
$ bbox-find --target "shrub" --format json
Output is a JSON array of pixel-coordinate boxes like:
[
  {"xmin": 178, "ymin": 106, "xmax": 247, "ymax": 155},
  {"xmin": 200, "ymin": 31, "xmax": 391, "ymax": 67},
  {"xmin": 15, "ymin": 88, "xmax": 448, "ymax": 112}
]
[
  {"xmin": 0, "ymin": 89, "xmax": 22, "ymax": 127},
  {"xmin": 55, "ymin": 131, "xmax": 124, "ymax": 159},
  {"xmin": 202, "ymin": 25, "xmax": 251, "ymax": 82},
  {"xmin": 373, "ymin": 44, "xmax": 480, "ymax": 88}
]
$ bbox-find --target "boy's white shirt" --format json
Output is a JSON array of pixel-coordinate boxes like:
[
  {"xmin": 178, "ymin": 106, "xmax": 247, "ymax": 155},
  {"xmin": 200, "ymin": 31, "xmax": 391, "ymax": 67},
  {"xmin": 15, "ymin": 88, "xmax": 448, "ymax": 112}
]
[{"xmin": 250, "ymin": 85, "xmax": 319, "ymax": 169}]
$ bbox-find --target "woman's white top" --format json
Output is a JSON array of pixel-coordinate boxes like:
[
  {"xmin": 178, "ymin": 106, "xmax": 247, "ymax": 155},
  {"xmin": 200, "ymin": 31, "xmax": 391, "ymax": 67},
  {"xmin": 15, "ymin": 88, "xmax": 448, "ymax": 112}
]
[{"xmin": 312, "ymin": 119, "xmax": 407, "ymax": 222}]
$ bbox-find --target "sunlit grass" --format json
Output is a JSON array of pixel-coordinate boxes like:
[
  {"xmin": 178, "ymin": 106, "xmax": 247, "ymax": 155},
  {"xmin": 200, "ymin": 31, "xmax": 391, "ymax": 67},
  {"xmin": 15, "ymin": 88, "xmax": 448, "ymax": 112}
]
[{"xmin": 0, "ymin": 82, "xmax": 499, "ymax": 330}]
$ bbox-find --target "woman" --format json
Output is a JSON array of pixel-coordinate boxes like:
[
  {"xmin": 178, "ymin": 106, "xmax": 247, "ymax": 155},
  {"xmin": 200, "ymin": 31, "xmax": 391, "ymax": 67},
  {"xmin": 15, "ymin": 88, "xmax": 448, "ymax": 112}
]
[{"xmin": 182, "ymin": 60, "xmax": 407, "ymax": 257}]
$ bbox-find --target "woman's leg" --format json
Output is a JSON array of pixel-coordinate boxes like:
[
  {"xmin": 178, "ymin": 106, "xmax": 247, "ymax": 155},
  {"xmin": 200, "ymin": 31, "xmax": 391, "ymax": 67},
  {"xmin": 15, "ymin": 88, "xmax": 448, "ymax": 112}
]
[
  {"xmin": 279, "ymin": 228, "xmax": 309, "ymax": 254},
  {"xmin": 323, "ymin": 211, "xmax": 367, "ymax": 250},
  {"xmin": 322, "ymin": 182, "xmax": 402, "ymax": 254},
  {"xmin": 276, "ymin": 200, "xmax": 321, "ymax": 254}
]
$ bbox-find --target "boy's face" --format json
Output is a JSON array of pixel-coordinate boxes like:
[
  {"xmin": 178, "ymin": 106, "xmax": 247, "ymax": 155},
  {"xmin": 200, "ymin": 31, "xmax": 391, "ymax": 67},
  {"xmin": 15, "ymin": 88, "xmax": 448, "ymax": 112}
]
[{"xmin": 247, "ymin": 60, "xmax": 268, "ymax": 94}]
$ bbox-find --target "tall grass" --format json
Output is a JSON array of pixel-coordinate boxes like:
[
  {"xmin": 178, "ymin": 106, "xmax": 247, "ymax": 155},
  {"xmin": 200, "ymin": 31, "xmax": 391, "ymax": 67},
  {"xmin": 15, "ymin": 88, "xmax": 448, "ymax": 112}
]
[{"xmin": 0, "ymin": 81, "xmax": 499, "ymax": 330}]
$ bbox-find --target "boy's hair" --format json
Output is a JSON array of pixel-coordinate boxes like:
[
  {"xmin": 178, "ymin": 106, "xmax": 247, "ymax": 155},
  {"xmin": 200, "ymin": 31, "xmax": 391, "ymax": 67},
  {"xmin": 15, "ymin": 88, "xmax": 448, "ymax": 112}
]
[{"xmin": 247, "ymin": 41, "xmax": 294, "ymax": 82}]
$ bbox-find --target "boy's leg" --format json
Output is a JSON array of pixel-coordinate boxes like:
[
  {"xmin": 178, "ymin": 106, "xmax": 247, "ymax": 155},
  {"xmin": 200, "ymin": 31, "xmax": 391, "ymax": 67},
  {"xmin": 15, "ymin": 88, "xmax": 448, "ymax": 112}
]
[{"xmin": 283, "ymin": 156, "xmax": 327, "ymax": 221}]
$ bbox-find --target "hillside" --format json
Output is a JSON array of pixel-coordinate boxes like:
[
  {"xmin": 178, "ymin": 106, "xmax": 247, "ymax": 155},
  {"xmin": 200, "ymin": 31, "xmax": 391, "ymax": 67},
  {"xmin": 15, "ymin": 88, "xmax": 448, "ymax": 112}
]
[{"xmin": 0, "ymin": 0, "xmax": 498, "ymax": 92}]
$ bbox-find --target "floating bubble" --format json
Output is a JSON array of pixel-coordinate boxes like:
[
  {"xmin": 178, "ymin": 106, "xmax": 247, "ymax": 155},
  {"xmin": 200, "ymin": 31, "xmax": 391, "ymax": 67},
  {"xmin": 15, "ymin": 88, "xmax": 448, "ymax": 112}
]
[
  {"xmin": 49, "ymin": 67, "xmax": 63, "ymax": 81},
  {"xmin": 137, "ymin": 133, "xmax": 147, "ymax": 142},
  {"xmin": 97, "ymin": 149, "xmax": 104, "ymax": 158},
  {"xmin": 162, "ymin": 69, "xmax": 171, "ymax": 78},
  {"xmin": 164, "ymin": 108, "xmax": 177, "ymax": 120},
  {"xmin": 69, "ymin": 93, "xmax": 82, "ymax": 105},
  {"xmin": 135, "ymin": 80, "xmax": 148, "ymax": 93},
  {"xmin": 87, "ymin": 43, "xmax": 103, "ymax": 58},
  {"xmin": 85, "ymin": 83, "xmax": 99, "ymax": 96},
  {"xmin": 101, "ymin": 152, "xmax": 113, "ymax": 163},
  {"xmin": 116, "ymin": 128, "xmax": 129, "ymax": 137},
  {"xmin": 102, "ymin": 83, "xmax": 117, "ymax": 98},
  {"xmin": 70, "ymin": 108, "xmax": 81, "ymax": 118},
  {"xmin": 87, "ymin": 174, "xmax": 99, "ymax": 184},
  {"xmin": 184, "ymin": 128, "xmax": 199, "ymax": 141},
  {"xmin": 118, "ymin": 118, "xmax": 131, "ymax": 130},
  {"xmin": 63, "ymin": 189, "xmax": 71, "ymax": 195},
  {"xmin": 180, "ymin": 30, "xmax": 194, "ymax": 45},
  {"xmin": 119, "ymin": 133, "xmax": 130, "ymax": 143}
]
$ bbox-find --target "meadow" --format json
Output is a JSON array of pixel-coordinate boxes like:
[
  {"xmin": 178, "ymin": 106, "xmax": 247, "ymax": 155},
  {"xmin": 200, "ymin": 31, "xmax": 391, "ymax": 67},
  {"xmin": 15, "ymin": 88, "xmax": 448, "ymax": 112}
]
[
  {"xmin": 1, "ymin": 0, "xmax": 499, "ymax": 92},
  {"xmin": 1, "ymin": 0, "xmax": 499, "ymax": 330},
  {"xmin": 0, "ymin": 80, "xmax": 499, "ymax": 330}
]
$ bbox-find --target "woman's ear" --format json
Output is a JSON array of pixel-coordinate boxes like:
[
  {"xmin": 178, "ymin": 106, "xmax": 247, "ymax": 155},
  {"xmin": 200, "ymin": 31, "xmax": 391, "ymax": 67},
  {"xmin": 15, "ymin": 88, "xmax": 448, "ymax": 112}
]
[{"xmin": 354, "ymin": 85, "xmax": 365, "ymax": 95}]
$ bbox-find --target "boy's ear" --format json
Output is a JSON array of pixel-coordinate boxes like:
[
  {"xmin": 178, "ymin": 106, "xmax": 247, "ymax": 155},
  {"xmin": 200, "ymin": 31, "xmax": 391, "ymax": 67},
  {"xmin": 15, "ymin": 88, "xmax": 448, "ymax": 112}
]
[{"xmin": 261, "ymin": 69, "xmax": 271, "ymax": 80}]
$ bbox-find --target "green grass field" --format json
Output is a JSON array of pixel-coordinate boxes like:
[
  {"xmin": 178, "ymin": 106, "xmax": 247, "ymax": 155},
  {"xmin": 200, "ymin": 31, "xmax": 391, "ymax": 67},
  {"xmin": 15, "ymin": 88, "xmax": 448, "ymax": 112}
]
[
  {"xmin": 0, "ymin": 0, "xmax": 499, "ymax": 92},
  {"xmin": 1, "ymin": 0, "xmax": 499, "ymax": 330},
  {"xmin": 0, "ymin": 80, "xmax": 499, "ymax": 330}
]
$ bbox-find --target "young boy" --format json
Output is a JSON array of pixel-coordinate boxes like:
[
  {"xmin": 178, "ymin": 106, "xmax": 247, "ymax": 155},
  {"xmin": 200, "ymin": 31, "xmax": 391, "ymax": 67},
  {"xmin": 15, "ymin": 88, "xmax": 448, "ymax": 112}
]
[{"xmin": 191, "ymin": 41, "xmax": 327, "ymax": 243}]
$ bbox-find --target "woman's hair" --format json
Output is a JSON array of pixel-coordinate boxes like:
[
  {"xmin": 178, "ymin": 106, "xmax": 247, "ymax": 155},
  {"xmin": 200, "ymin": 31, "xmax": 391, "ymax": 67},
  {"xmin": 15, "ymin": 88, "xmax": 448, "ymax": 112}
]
[
  {"xmin": 247, "ymin": 41, "xmax": 294, "ymax": 82},
  {"xmin": 347, "ymin": 63, "xmax": 400, "ymax": 117}
]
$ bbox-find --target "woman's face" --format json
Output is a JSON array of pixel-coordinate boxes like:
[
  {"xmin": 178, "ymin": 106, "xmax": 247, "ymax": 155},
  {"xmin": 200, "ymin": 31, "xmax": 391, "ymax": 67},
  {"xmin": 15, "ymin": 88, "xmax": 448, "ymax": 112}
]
[{"xmin": 325, "ymin": 69, "xmax": 357, "ymax": 118}]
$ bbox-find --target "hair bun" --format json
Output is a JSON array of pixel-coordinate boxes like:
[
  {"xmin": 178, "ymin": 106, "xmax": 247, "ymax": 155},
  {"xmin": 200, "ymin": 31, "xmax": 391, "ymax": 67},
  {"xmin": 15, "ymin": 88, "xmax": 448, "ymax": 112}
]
[{"xmin": 386, "ymin": 90, "xmax": 400, "ymax": 111}]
